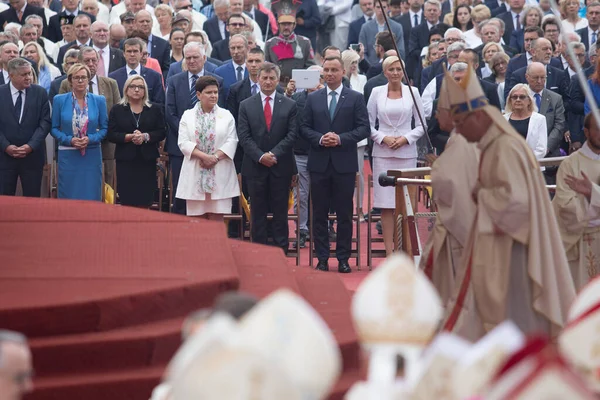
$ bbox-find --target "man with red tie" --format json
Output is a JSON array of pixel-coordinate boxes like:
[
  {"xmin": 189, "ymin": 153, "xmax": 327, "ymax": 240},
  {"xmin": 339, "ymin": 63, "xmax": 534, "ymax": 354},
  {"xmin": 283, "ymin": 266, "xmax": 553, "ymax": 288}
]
[{"xmin": 237, "ymin": 61, "xmax": 298, "ymax": 254}]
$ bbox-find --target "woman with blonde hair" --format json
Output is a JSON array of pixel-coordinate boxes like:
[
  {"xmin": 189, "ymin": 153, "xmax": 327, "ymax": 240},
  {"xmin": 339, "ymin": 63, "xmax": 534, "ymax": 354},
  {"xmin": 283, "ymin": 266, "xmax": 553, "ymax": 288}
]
[
  {"xmin": 481, "ymin": 42, "xmax": 504, "ymax": 78},
  {"xmin": 463, "ymin": 4, "xmax": 490, "ymax": 48},
  {"xmin": 509, "ymin": 6, "xmax": 543, "ymax": 52},
  {"xmin": 367, "ymin": 56, "xmax": 425, "ymax": 256},
  {"xmin": 51, "ymin": 63, "xmax": 108, "ymax": 200},
  {"xmin": 153, "ymin": 4, "xmax": 174, "ymax": 39},
  {"xmin": 21, "ymin": 41, "xmax": 60, "ymax": 92},
  {"xmin": 107, "ymin": 75, "xmax": 166, "ymax": 207},
  {"xmin": 560, "ymin": 0, "xmax": 588, "ymax": 32},
  {"xmin": 504, "ymin": 83, "xmax": 547, "ymax": 160},
  {"xmin": 341, "ymin": 49, "xmax": 366, "ymax": 94},
  {"xmin": 485, "ymin": 52, "xmax": 510, "ymax": 110}
]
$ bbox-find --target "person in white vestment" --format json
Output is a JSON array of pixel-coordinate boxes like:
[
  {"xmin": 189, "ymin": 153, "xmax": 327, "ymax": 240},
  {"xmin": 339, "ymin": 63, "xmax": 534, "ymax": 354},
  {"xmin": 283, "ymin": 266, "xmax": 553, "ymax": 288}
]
[
  {"xmin": 553, "ymin": 112, "xmax": 600, "ymax": 291},
  {"xmin": 176, "ymin": 75, "xmax": 240, "ymax": 219},
  {"xmin": 367, "ymin": 55, "xmax": 425, "ymax": 256}
]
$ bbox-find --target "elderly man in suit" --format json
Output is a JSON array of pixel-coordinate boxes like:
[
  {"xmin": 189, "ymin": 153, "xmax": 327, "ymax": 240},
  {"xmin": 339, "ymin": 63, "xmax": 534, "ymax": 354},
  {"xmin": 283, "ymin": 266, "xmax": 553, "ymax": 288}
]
[
  {"xmin": 237, "ymin": 62, "xmax": 298, "ymax": 254},
  {"xmin": 576, "ymin": 2, "xmax": 600, "ymax": 51},
  {"xmin": 214, "ymin": 34, "xmax": 249, "ymax": 98},
  {"xmin": 109, "ymin": 38, "xmax": 165, "ymax": 104},
  {"xmin": 166, "ymin": 42, "xmax": 224, "ymax": 215},
  {"xmin": 408, "ymin": 0, "xmax": 441, "ymax": 81},
  {"xmin": 526, "ymin": 61, "xmax": 566, "ymax": 183},
  {"xmin": 0, "ymin": 0, "xmax": 46, "ymax": 37},
  {"xmin": 0, "ymin": 58, "xmax": 51, "ymax": 197},
  {"xmin": 301, "ymin": 56, "xmax": 370, "ymax": 273},
  {"xmin": 134, "ymin": 10, "xmax": 171, "ymax": 75},
  {"xmin": 56, "ymin": 13, "xmax": 93, "ymax": 71},
  {"xmin": 347, "ymin": 0, "xmax": 375, "ymax": 49},
  {"xmin": 203, "ymin": 0, "xmax": 230, "ymax": 45},
  {"xmin": 47, "ymin": 0, "xmax": 94, "ymax": 43},
  {"xmin": 90, "ymin": 21, "xmax": 126, "ymax": 77},
  {"xmin": 166, "ymin": 31, "xmax": 221, "ymax": 82},
  {"xmin": 359, "ymin": 0, "xmax": 405, "ymax": 65},
  {"xmin": 496, "ymin": 0, "xmax": 525, "ymax": 44},
  {"xmin": 0, "ymin": 42, "xmax": 19, "ymax": 86},
  {"xmin": 59, "ymin": 47, "xmax": 121, "ymax": 186}
]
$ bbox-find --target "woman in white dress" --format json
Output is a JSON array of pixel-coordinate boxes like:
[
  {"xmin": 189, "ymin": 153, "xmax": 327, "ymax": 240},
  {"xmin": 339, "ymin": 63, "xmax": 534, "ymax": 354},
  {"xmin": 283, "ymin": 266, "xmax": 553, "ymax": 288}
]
[
  {"xmin": 177, "ymin": 75, "xmax": 240, "ymax": 219},
  {"xmin": 367, "ymin": 56, "xmax": 426, "ymax": 255}
]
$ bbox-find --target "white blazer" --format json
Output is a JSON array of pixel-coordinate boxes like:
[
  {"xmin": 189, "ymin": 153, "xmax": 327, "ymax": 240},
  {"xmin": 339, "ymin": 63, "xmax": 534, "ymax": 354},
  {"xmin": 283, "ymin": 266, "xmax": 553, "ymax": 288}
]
[
  {"xmin": 367, "ymin": 83, "xmax": 426, "ymax": 159},
  {"xmin": 176, "ymin": 105, "xmax": 240, "ymax": 201},
  {"xmin": 503, "ymin": 111, "xmax": 547, "ymax": 160}
]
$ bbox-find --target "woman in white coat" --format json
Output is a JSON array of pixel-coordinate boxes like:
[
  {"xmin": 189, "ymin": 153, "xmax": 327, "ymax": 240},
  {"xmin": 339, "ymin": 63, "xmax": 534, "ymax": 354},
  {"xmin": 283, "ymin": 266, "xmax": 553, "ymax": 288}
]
[
  {"xmin": 504, "ymin": 83, "xmax": 547, "ymax": 160},
  {"xmin": 367, "ymin": 56, "xmax": 426, "ymax": 256},
  {"xmin": 177, "ymin": 75, "xmax": 240, "ymax": 219}
]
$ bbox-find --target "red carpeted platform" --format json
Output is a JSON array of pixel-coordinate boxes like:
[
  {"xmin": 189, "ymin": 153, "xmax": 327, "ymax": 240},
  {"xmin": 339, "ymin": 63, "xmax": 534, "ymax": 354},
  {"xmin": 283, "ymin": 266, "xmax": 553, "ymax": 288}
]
[{"xmin": 0, "ymin": 196, "xmax": 363, "ymax": 400}]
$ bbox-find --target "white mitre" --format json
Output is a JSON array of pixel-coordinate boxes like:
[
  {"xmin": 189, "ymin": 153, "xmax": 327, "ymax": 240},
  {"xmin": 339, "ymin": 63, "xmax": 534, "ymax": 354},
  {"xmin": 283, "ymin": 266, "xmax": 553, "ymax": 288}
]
[
  {"xmin": 486, "ymin": 336, "xmax": 596, "ymax": 400},
  {"xmin": 453, "ymin": 321, "xmax": 525, "ymax": 399},
  {"xmin": 409, "ymin": 333, "xmax": 471, "ymax": 400},
  {"xmin": 170, "ymin": 346, "xmax": 302, "ymax": 400},
  {"xmin": 237, "ymin": 288, "xmax": 342, "ymax": 400},
  {"xmin": 559, "ymin": 276, "xmax": 600, "ymax": 393}
]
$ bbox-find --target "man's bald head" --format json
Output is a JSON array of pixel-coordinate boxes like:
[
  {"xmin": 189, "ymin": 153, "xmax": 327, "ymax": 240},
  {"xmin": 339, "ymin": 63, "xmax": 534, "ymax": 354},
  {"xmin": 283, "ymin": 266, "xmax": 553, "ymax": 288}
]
[
  {"xmin": 525, "ymin": 61, "xmax": 547, "ymax": 93},
  {"xmin": 0, "ymin": 330, "xmax": 33, "ymax": 399}
]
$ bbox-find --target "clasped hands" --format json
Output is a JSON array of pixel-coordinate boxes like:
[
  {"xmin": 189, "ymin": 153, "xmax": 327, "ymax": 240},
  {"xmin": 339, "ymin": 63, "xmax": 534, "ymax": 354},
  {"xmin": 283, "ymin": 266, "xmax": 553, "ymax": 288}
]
[
  {"xmin": 199, "ymin": 152, "xmax": 218, "ymax": 169},
  {"xmin": 70, "ymin": 136, "xmax": 89, "ymax": 150},
  {"xmin": 260, "ymin": 152, "xmax": 277, "ymax": 167},
  {"xmin": 5, "ymin": 144, "xmax": 32, "ymax": 158},
  {"xmin": 321, "ymin": 132, "xmax": 340, "ymax": 148},
  {"xmin": 131, "ymin": 130, "xmax": 145, "ymax": 145},
  {"xmin": 382, "ymin": 136, "xmax": 407, "ymax": 150}
]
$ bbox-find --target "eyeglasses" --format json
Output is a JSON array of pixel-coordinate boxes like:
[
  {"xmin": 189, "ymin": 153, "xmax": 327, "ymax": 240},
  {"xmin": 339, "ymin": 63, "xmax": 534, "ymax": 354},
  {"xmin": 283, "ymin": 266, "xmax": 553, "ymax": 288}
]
[
  {"xmin": 129, "ymin": 84, "xmax": 145, "ymax": 90},
  {"xmin": 510, "ymin": 94, "xmax": 528, "ymax": 100},
  {"xmin": 72, "ymin": 76, "xmax": 89, "ymax": 82}
]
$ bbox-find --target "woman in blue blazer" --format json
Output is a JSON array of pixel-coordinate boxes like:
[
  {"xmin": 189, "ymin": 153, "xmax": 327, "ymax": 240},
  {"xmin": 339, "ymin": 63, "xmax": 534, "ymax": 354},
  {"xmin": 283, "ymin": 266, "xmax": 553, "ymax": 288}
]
[{"xmin": 51, "ymin": 64, "xmax": 108, "ymax": 201}]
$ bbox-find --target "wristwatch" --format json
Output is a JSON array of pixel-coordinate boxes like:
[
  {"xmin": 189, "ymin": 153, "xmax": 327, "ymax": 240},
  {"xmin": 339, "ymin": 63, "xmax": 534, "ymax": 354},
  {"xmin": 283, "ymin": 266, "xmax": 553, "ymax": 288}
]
[{"xmin": 143, "ymin": 133, "xmax": 150, "ymax": 143}]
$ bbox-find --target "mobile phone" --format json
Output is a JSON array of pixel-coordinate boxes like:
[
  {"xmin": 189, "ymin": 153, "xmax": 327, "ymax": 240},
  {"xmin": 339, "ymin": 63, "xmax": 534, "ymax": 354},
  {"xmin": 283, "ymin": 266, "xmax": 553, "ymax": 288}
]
[{"xmin": 350, "ymin": 43, "xmax": 360, "ymax": 52}]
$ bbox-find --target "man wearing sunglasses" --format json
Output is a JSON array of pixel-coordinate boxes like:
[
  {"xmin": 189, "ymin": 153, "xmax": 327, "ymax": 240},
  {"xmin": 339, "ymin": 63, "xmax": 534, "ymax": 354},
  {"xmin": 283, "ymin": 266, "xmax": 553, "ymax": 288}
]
[{"xmin": 0, "ymin": 330, "xmax": 34, "ymax": 400}]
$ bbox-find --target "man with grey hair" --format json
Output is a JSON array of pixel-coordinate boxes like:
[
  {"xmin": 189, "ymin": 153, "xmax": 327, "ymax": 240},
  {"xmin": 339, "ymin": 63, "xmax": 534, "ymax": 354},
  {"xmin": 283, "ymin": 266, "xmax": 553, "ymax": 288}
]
[
  {"xmin": 203, "ymin": 0, "xmax": 231, "ymax": 45},
  {"xmin": 0, "ymin": 42, "xmax": 19, "ymax": 86},
  {"xmin": 134, "ymin": 10, "xmax": 171, "ymax": 75},
  {"xmin": 474, "ymin": 19, "xmax": 517, "ymax": 56},
  {"xmin": 237, "ymin": 61, "xmax": 298, "ymax": 253},
  {"xmin": 19, "ymin": 23, "xmax": 38, "ymax": 46},
  {"xmin": 563, "ymin": 41, "xmax": 587, "ymax": 77},
  {"xmin": 24, "ymin": 15, "xmax": 57, "ymax": 63},
  {"xmin": 214, "ymin": 33, "xmax": 249, "ymax": 96},
  {"xmin": 0, "ymin": 57, "xmax": 51, "ymax": 197},
  {"xmin": 408, "ymin": 0, "xmax": 441, "ymax": 80},
  {"xmin": 166, "ymin": 41, "xmax": 224, "ymax": 214},
  {"xmin": 0, "ymin": 330, "xmax": 33, "ymax": 400},
  {"xmin": 49, "ymin": 48, "xmax": 80, "ymax": 103}
]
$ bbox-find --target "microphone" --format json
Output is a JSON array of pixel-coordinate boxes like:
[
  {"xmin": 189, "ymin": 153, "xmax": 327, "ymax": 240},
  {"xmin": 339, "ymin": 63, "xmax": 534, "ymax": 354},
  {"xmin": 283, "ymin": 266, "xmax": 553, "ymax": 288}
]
[{"xmin": 378, "ymin": 173, "xmax": 396, "ymax": 187}]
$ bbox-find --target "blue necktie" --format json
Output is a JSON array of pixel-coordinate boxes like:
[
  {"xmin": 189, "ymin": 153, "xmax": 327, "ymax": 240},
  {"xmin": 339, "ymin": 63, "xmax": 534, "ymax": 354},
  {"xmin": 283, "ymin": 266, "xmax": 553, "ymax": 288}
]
[
  {"xmin": 251, "ymin": 83, "xmax": 258, "ymax": 95},
  {"xmin": 14, "ymin": 90, "xmax": 22, "ymax": 123},
  {"xmin": 129, "ymin": 70, "xmax": 137, "ymax": 75},
  {"xmin": 534, "ymin": 93, "xmax": 541, "ymax": 111},
  {"xmin": 593, "ymin": 31, "xmax": 597, "ymax": 44},
  {"xmin": 236, "ymin": 66, "xmax": 243, "ymax": 81},
  {"xmin": 413, "ymin": 14, "xmax": 418, "ymax": 27},
  {"xmin": 190, "ymin": 74, "xmax": 198, "ymax": 106},
  {"xmin": 329, "ymin": 91, "xmax": 337, "ymax": 120}
]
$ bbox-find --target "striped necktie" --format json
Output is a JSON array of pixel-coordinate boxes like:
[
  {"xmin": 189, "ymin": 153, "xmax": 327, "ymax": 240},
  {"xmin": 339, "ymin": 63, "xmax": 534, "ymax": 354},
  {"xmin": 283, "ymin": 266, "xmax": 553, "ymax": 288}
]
[{"xmin": 190, "ymin": 74, "xmax": 198, "ymax": 106}]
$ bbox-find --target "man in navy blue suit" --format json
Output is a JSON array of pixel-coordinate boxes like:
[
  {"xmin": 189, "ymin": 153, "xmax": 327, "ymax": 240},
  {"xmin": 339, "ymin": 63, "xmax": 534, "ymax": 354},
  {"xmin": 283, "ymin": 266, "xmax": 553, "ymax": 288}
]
[
  {"xmin": 47, "ymin": 0, "xmax": 94, "ymax": 43},
  {"xmin": 301, "ymin": 56, "xmax": 370, "ymax": 273},
  {"xmin": 408, "ymin": 0, "xmax": 441, "ymax": 82},
  {"xmin": 134, "ymin": 10, "xmax": 171, "ymax": 75},
  {"xmin": 576, "ymin": 2, "xmax": 600, "ymax": 51},
  {"xmin": 203, "ymin": 0, "xmax": 230, "ymax": 45},
  {"xmin": 214, "ymin": 34, "xmax": 249, "ymax": 99},
  {"xmin": 108, "ymin": 38, "xmax": 165, "ymax": 105},
  {"xmin": 0, "ymin": 58, "xmax": 51, "ymax": 197},
  {"xmin": 496, "ymin": 0, "xmax": 525, "ymax": 44},
  {"xmin": 347, "ymin": 0, "xmax": 375, "ymax": 49},
  {"xmin": 166, "ymin": 42, "xmax": 225, "ymax": 215},
  {"xmin": 166, "ymin": 31, "xmax": 221, "ymax": 82}
]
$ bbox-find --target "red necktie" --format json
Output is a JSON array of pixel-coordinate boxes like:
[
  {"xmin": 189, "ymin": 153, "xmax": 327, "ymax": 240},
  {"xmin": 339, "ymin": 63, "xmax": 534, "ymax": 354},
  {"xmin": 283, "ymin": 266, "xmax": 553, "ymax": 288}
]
[{"xmin": 264, "ymin": 96, "xmax": 272, "ymax": 130}]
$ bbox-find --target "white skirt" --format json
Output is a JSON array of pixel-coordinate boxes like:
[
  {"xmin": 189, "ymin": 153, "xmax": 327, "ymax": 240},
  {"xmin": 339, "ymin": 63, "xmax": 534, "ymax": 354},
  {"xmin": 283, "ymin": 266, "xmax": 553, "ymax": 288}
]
[
  {"xmin": 373, "ymin": 156, "xmax": 417, "ymax": 209},
  {"xmin": 186, "ymin": 198, "xmax": 232, "ymax": 216}
]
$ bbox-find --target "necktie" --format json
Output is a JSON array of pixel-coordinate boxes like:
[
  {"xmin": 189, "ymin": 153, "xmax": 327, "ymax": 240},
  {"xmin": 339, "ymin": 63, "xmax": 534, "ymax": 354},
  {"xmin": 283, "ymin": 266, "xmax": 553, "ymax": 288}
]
[
  {"xmin": 129, "ymin": 70, "xmax": 137, "ymax": 76},
  {"xmin": 329, "ymin": 91, "xmax": 337, "ymax": 120},
  {"xmin": 97, "ymin": 49, "xmax": 105, "ymax": 77},
  {"xmin": 191, "ymin": 74, "xmax": 199, "ymax": 106},
  {"xmin": 17, "ymin": 10, "xmax": 23, "ymax": 21},
  {"xmin": 516, "ymin": 14, "xmax": 521, "ymax": 31},
  {"xmin": 593, "ymin": 31, "xmax": 597, "ymax": 44},
  {"xmin": 413, "ymin": 14, "xmax": 419, "ymax": 27},
  {"xmin": 251, "ymin": 83, "xmax": 258, "ymax": 95},
  {"xmin": 89, "ymin": 81, "xmax": 94, "ymax": 94},
  {"xmin": 264, "ymin": 96, "xmax": 272, "ymax": 130},
  {"xmin": 236, "ymin": 66, "xmax": 243, "ymax": 82},
  {"xmin": 14, "ymin": 90, "xmax": 22, "ymax": 123},
  {"xmin": 534, "ymin": 93, "xmax": 541, "ymax": 111}
]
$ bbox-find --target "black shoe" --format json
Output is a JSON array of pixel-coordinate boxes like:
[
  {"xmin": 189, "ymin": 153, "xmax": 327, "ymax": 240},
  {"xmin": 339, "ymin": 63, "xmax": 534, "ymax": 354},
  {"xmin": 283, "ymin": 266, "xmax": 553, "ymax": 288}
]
[
  {"xmin": 376, "ymin": 221, "xmax": 382, "ymax": 235},
  {"xmin": 315, "ymin": 260, "xmax": 329, "ymax": 271},
  {"xmin": 370, "ymin": 208, "xmax": 381, "ymax": 216},
  {"xmin": 338, "ymin": 260, "xmax": 352, "ymax": 274}
]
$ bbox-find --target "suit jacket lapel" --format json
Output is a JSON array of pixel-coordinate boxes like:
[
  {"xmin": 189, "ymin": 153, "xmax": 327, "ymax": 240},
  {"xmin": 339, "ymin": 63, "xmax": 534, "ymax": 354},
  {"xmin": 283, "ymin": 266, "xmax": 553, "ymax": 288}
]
[
  {"xmin": 332, "ymin": 87, "xmax": 347, "ymax": 122},
  {"xmin": 98, "ymin": 78, "xmax": 106, "ymax": 97},
  {"xmin": 2, "ymin": 87, "xmax": 18, "ymax": 124},
  {"xmin": 540, "ymin": 90, "xmax": 550, "ymax": 114},
  {"xmin": 20, "ymin": 87, "xmax": 32, "ymax": 124}
]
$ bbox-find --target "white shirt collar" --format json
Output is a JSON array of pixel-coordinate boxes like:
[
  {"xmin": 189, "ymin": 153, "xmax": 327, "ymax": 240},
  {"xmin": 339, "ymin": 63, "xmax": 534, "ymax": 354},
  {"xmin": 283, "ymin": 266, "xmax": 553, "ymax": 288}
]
[
  {"xmin": 326, "ymin": 84, "xmax": 343, "ymax": 98},
  {"xmin": 19, "ymin": 2, "xmax": 27, "ymax": 13},
  {"xmin": 93, "ymin": 44, "xmax": 108, "ymax": 52},
  {"xmin": 76, "ymin": 39, "xmax": 91, "ymax": 47},
  {"xmin": 232, "ymin": 61, "xmax": 246, "ymax": 71},
  {"xmin": 580, "ymin": 141, "xmax": 600, "ymax": 160},
  {"xmin": 64, "ymin": 8, "xmax": 78, "ymax": 15},
  {"xmin": 409, "ymin": 10, "xmax": 422, "ymax": 18},
  {"xmin": 9, "ymin": 82, "xmax": 23, "ymax": 95},
  {"xmin": 189, "ymin": 69, "xmax": 204, "ymax": 80},
  {"xmin": 126, "ymin": 64, "xmax": 141, "ymax": 75},
  {"xmin": 510, "ymin": 9, "xmax": 522, "ymax": 17},
  {"xmin": 260, "ymin": 91, "xmax": 275, "ymax": 102}
]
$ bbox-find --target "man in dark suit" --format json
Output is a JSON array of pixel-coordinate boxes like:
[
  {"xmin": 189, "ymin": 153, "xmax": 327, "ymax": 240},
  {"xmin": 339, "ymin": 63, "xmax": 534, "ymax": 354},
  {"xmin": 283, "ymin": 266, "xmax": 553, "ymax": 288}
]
[
  {"xmin": 47, "ymin": 0, "xmax": 94, "ymax": 43},
  {"xmin": 243, "ymin": 0, "xmax": 271, "ymax": 40},
  {"xmin": 214, "ymin": 34, "xmax": 249, "ymax": 98},
  {"xmin": 0, "ymin": 0, "xmax": 46, "ymax": 37},
  {"xmin": 300, "ymin": 56, "xmax": 370, "ymax": 273},
  {"xmin": 457, "ymin": 50, "xmax": 502, "ymax": 109},
  {"xmin": 0, "ymin": 42, "xmax": 20, "ymax": 86},
  {"xmin": 203, "ymin": 0, "xmax": 230, "ymax": 45},
  {"xmin": 0, "ymin": 58, "xmax": 51, "ymax": 197},
  {"xmin": 211, "ymin": 13, "xmax": 247, "ymax": 61},
  {"xmin": 166, "ymin": 42, "xmax": 224, "ymax": 215},
  {"xmin": 90, "ymin": 21, "xmax": 126, "ymax": 77},
  {"xmin": 166, "ymin": 31, "xmax": 221, "ymax": 82},
  {"xmin": 504, "ymin": 37, "xmax": 570, "ymax": 106},
  {"xmin": 56, "ymin": 13, "xmax": 93, "ymax": 72},
  {"xmin": 497, "ymin": 0, "xmax": 525, "ymax": 44},
  {"xmin": 393, "ymin": 0, "xmax": 423, "ymax": 68},
  {"xmin": 485, "ymin": 0, "xmax": 507, "ymax": 14},
  {"xmin": 473, "ymin": 21, "xmax": 517, "ymax": 57},
  {"xmin": 576, "ymin": 2, "xmax": 600, "ymax": 51},
  {"xmin": 108, "ymin": 38, "xmax": 165, "ymax": 104},
  {"xmin": 49, "ymin": 48, "xmax": 79, "ymax": 103},
  {"xmin": 347, "ymin": 0, "xmax": 375, "ymax": 49},
  {"xmin": 408, "ymin": 0, "xmax": 441, "ymax": 82},
  {"xmin": 237, "ymin": 62, "xmax": 297, "ymax": 254},
  {"xmin": 134, "ymin": 10, "xmax": 171, "ymax": 75}
]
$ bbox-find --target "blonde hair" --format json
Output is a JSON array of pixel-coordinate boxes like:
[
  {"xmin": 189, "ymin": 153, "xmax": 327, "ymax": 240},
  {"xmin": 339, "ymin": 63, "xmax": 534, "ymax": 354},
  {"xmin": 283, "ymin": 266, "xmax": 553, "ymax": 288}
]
[
  {"xmin": 382, "ymin": 55, "xmax": 403, "ymax": 71},
  {"xmin": 67, "ymin": 63, "xmax": 91, "ymax": 82},
  {"xmin": 505, "ymin": 83, "xmax": 536, "ymax": 113},
  {"xmin": 22, "ymin": 41, "xmax": 51, "ymax": 70},
  {"xmin": 155, "ymin": 3, "xmax": 173, "ymax": 17},
  {"xmin": 482, "ymin": 42, "xmax": 503, "ymax": 63},
  {"xmin": 471, "ymin": 4, "xmax": 491, "ymax": 23},
  {"xmin": 119, "ymin": 75, "xmax": 152, "ymax": 107},
  {"xmin": 341, "ymin": 49, "xmax": 360, "ymax": 75}
]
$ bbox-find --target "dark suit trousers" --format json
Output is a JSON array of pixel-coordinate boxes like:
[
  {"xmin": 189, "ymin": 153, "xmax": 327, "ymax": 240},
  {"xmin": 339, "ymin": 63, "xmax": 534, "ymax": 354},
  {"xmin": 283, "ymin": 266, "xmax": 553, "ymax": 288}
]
[
  {"xmin": 311, "ymin": 164, "xmax": 355, "ymax": 262},
  {"xmin": 0, "ymin": 157, "xmax": 43, "ymax": 197},
  {"xmin": 170, "ymin": 155, "xmax": 186, "ymax": 215},
  {"xmin": 247, "ymin": 172, "xmax": 292, "ymax": 253}
]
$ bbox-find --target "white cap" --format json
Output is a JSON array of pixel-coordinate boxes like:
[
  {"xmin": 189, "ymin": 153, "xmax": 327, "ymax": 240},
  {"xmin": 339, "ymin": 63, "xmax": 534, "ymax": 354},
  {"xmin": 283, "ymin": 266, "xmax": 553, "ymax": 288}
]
[{"xmin": 238, "ymin": 289, "xmax": 342, "ymax": 400}]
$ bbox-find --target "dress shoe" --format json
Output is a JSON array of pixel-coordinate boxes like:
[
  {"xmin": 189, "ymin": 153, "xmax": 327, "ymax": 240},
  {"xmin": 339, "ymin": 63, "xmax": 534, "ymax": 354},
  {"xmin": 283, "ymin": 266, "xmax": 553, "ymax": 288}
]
[
  {"xmin": 315, "ymin": 260, "xmax": 329, "ymax": 271},
  {"xmin": 338, "ymin": 260, "xmax": 352, "ymax": 273}
]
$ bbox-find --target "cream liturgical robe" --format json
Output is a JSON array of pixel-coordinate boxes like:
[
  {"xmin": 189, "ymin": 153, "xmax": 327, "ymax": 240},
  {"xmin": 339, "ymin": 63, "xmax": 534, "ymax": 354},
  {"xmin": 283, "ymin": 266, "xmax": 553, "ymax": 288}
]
[
  {"xmin": 552, "ymin": 142, "xmax": 600, "ymax": 291},
  {"xmin": 443, "ymin": 120, "xmax": 576, "ymax": 340},
  {"xmin": 420, "ymin": 131, "xmax": 479, "ymax": 308}
]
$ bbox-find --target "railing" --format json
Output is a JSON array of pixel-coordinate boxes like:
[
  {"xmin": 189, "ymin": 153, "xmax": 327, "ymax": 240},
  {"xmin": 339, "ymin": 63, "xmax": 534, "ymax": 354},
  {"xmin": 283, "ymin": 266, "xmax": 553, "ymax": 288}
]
[{"xmin": 381, "ymin": 156, "xmax": 566, "ymax": 258}]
